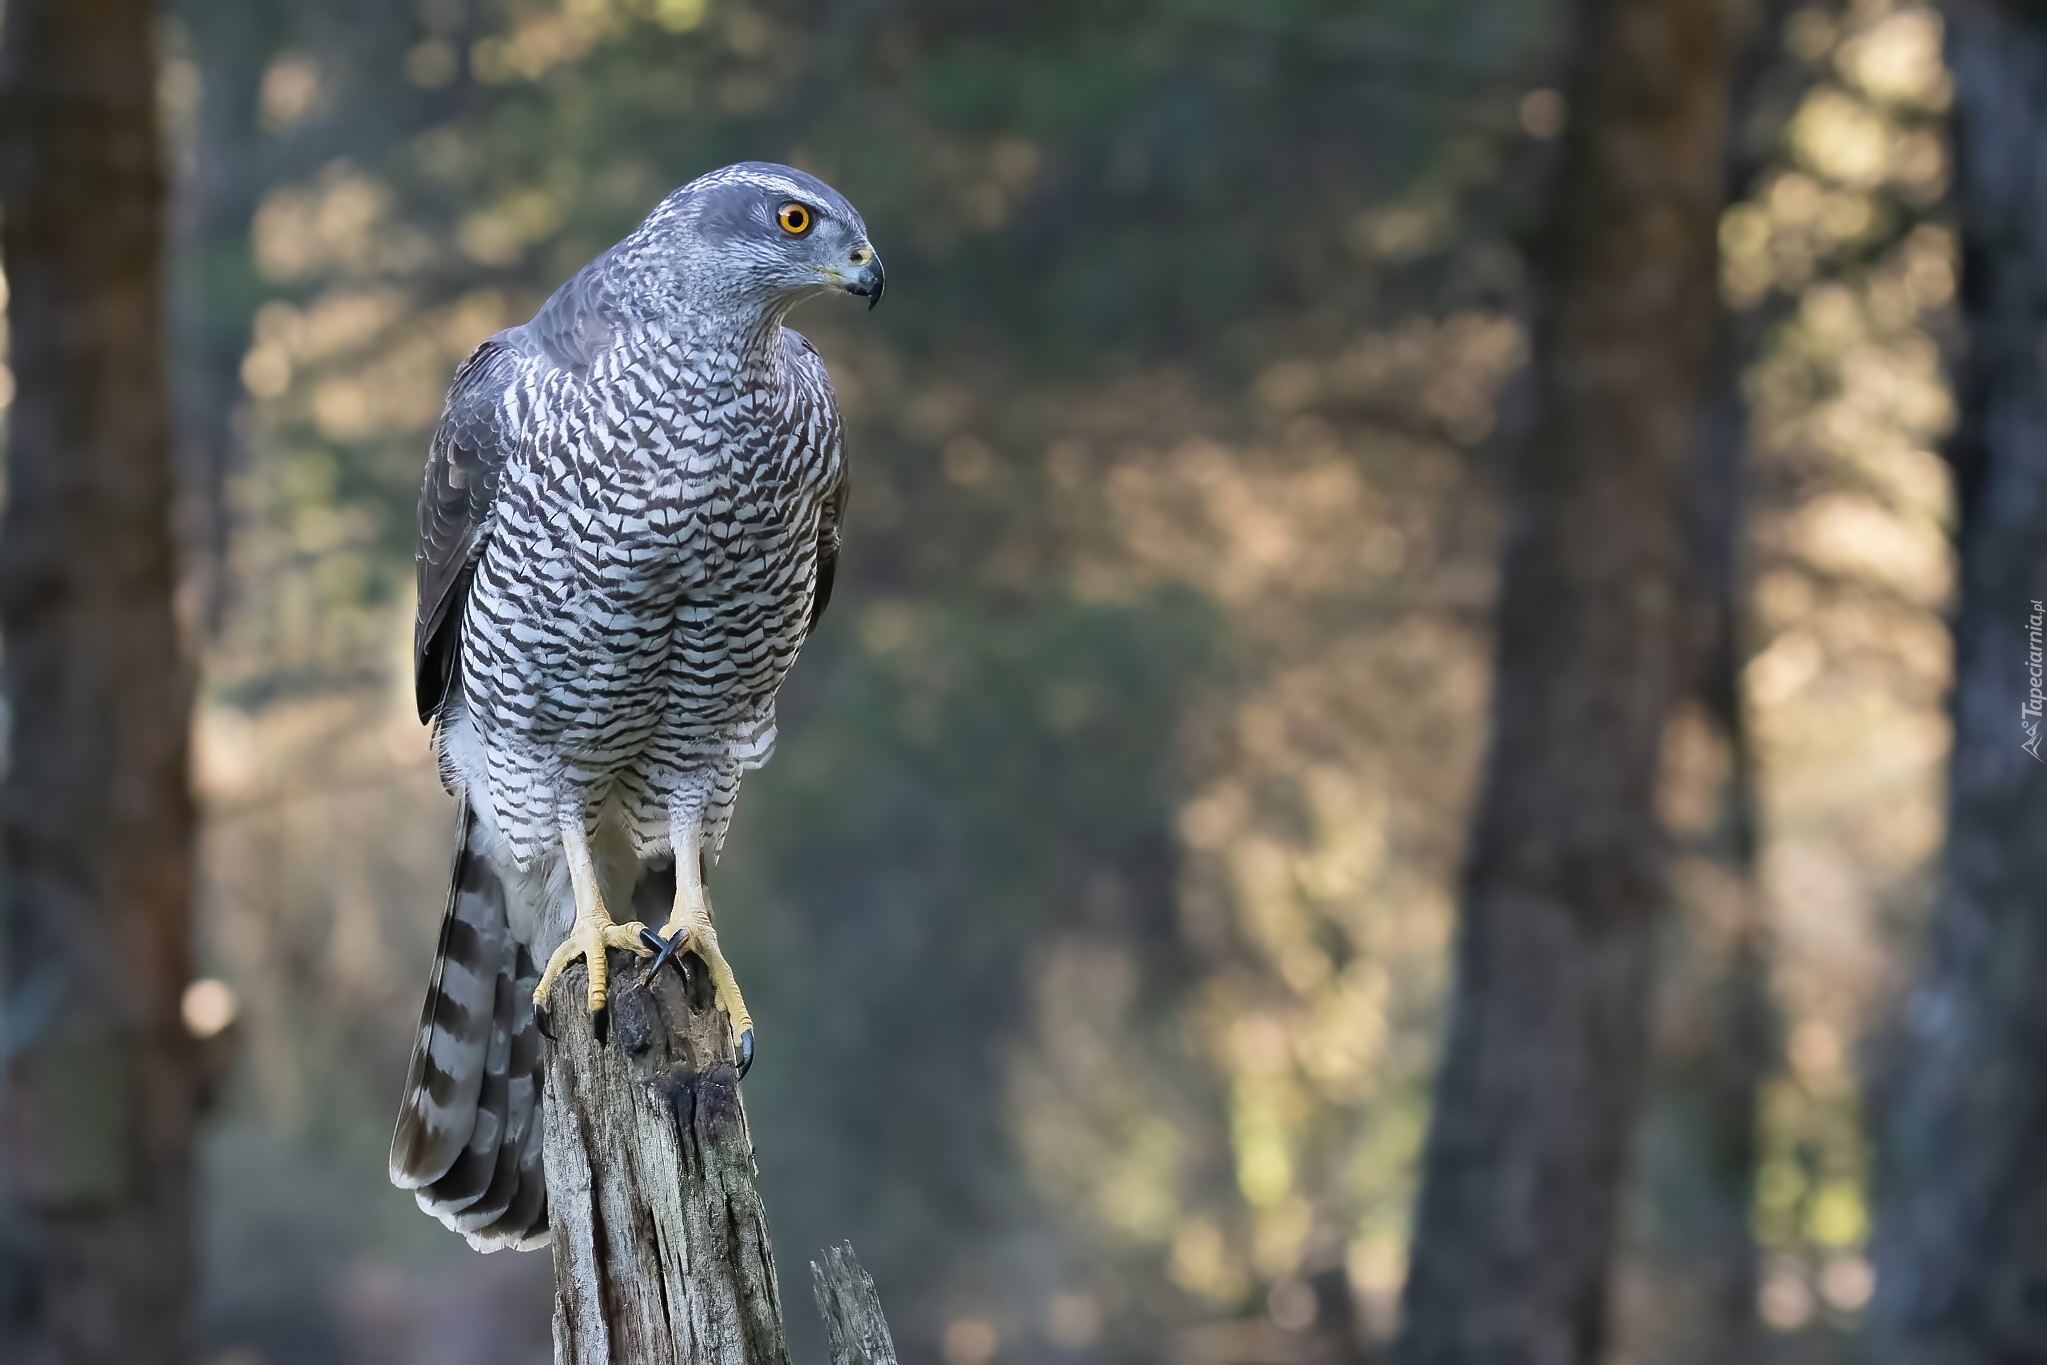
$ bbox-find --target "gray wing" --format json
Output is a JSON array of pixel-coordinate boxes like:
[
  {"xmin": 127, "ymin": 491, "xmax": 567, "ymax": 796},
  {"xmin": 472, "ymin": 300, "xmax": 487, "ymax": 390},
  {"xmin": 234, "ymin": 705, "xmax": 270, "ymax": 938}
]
[
  {"xmin": 785, "ymin": 330, "xmax": 848, "ymax": 639},
  {"xmin": 415, "ymin": 336, "xmax": 528, "ymax": 723}
]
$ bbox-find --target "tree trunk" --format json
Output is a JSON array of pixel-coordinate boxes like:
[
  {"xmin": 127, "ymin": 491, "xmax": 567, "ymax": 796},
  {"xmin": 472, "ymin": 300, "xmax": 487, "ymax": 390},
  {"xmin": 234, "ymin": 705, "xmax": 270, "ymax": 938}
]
[
  {"xmin": 545, "ymin": 950, "xmax": 898, "ymax": 1365},
  {"xmin": 1391, "ymin": 2, "xmax": 1733, "ymax": 1362},
  {"xmin": 0, "ymin": 4, "xmax": 201, "ymax": 1364},
  {"xmin": 1865, "ymin": 4, "xmax": 2047, "ymax": 1359}
]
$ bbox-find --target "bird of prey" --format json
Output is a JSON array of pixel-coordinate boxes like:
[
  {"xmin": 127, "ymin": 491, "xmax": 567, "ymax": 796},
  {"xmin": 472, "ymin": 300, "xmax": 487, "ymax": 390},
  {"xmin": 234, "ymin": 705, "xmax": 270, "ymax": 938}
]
[{"xmin": 387, "ymin": 163, "xmax": 882, "ymax": 1250}]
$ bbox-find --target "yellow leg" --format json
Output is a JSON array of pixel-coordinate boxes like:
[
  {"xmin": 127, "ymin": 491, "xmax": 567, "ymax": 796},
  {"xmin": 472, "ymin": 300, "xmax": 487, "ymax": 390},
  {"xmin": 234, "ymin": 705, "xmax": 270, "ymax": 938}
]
[
  {"xmin": 654, "ymin": 811, "xmax": 755, "ymax": 1070},
  {"xmin": 534, "ymin": 817, "xmax": 650, "ymax": 1012}
]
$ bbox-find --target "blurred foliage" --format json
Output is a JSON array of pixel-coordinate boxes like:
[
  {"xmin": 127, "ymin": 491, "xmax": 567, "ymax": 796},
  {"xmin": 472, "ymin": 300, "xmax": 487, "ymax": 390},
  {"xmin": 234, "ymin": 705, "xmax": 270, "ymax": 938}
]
[
  {"xmin": 1740, "ymin": 0, "xmax": 1954, "ymax": 1340},
  {"xmin": 1625, "ymin": 1, "xmax": 1956, "ymax": 1355},
  {"xmin": 10, "ymin": 0, "xmax": 1938, "ymax": 1361}
]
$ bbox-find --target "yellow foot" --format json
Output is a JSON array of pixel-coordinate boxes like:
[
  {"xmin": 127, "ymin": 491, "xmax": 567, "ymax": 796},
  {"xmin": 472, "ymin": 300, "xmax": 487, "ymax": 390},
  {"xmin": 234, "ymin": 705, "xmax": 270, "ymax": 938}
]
[
  {"xmin": 534, "ymin": 914, "xmax": 650, "ymax": 1013},
  {"xmin": 645, "ymin": 919, "xmax": 755, "ymax": 1076}
]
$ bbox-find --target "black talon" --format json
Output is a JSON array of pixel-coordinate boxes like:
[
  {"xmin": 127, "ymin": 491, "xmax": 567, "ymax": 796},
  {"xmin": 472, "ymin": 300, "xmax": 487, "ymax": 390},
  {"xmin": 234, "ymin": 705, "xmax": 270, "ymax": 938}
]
[
  {"xmin": 535, "ymin": 1001, "xmax": 555, "ymax": 1040},
  {"xmin": 593, "ymin": 1003, "xmax": 610, "ymax": 1047},
  {"xmin": 640, "ymin": 926, "xmax": 691, "ymax": 983},
  {"xmin": 736, "ymin": 1027, "xmax": 754, "ymax": 1079}
]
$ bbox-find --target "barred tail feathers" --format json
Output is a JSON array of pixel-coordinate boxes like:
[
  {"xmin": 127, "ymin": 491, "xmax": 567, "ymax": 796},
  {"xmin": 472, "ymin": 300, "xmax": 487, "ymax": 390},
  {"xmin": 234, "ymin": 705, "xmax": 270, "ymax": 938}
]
[{"xmin": 388, "ymin": 798, "xmax": 549, "ymax": 1251}]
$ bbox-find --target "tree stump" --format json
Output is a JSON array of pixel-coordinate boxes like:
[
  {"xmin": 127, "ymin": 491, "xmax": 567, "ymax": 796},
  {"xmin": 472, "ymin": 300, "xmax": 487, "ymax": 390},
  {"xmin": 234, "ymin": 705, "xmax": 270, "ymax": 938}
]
[
  {"xmin": 811, "ymin": 1244, "xmax": 899, "ymax": 1365},
  {"xmin": 544, "ymin": 948, "xmax": 894, "ymax": 1364}
]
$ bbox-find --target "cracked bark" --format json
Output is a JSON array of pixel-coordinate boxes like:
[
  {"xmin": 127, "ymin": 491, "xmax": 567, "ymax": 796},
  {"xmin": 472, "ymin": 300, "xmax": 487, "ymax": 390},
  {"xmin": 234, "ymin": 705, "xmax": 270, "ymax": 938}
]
[{"xmin": 544, "ymin": 947, "xmax": 896, "ymax": 1365}]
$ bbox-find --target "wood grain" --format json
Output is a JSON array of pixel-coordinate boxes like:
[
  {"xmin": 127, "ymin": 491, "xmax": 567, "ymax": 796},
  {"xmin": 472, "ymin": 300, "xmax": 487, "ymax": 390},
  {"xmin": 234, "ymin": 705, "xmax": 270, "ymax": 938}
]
[{"xmin": 544, "ymin": 950, "xmax": 896, "ymax": 1363}]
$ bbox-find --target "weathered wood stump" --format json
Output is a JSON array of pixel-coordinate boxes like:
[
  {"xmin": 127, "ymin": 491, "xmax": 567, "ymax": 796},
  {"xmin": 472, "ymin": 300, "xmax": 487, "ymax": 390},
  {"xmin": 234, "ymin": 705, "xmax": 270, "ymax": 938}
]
[
  {"xmin": 544, "ymin": 946, "xmax": 894, "ymax": 1364},
  {"xmin": 811, "ymin": 1244, "xmax": 900, "ymax": 1365}
]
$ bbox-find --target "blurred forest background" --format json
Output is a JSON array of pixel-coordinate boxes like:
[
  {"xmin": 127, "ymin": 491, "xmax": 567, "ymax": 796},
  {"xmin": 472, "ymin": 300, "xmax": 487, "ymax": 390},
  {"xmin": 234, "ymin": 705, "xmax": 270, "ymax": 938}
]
[{"xmin": 3, "ymin": 0, "xmax": 2038, "ymax": 1362}]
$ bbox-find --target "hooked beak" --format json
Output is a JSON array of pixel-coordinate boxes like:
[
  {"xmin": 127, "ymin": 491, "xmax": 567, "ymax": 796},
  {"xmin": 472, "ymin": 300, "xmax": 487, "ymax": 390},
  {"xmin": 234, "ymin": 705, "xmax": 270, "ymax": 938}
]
[{"xmin": 843, "ymin": 248, "xmax": 886, "ymax": 310}]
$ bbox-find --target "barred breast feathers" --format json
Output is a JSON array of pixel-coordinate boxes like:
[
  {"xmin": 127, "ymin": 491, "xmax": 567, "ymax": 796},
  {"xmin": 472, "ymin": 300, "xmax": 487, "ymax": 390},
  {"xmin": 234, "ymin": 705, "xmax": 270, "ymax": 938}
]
[{"xmin": 418, "ymin": 303, "xmax": 847, "ymax": 873}]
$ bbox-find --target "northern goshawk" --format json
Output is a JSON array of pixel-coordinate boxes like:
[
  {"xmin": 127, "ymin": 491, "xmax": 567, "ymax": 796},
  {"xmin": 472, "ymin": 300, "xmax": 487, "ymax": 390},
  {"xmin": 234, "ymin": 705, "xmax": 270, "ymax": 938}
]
[{"xmin": 387, "ymin": 163, "xmax": 882, "ymax": 1250}]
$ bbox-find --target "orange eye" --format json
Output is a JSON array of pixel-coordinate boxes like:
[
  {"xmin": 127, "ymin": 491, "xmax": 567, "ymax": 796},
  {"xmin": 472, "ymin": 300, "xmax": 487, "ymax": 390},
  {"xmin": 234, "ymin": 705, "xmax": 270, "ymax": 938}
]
[{"xmin": 776, "ymin": 202, "xmax": 813, "ymax": 235}]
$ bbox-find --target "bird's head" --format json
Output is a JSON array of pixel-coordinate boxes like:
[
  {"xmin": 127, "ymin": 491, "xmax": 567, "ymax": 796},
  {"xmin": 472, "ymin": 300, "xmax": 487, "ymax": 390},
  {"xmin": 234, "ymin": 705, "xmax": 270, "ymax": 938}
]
[{"xmin": 649, "ymin": 162, "xmax": 885, "ymax": 317}]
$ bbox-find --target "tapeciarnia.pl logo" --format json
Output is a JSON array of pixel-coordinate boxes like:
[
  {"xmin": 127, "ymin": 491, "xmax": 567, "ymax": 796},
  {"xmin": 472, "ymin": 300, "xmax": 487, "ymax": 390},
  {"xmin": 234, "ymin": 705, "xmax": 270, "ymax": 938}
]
[{"xmin": 2026, "ymin": 599, "xmax": 2045, "ymax": 761}]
